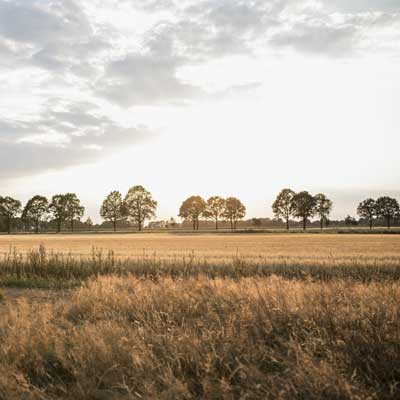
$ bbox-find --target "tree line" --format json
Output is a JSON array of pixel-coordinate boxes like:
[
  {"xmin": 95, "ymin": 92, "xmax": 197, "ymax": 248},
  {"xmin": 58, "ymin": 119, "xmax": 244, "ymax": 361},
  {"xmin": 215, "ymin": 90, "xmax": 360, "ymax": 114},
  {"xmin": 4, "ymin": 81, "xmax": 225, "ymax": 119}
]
[{"xmin": 0, "ymin": 186, "xmax": 399, "ymax": 233}]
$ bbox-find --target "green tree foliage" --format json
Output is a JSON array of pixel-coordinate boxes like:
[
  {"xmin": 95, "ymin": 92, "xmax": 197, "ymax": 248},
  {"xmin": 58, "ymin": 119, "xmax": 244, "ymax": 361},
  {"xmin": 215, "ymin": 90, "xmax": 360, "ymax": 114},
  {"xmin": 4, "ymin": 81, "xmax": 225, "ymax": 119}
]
[
  {"xmin": 179, "ymin": 196, "xmax": 206, "ymax": 231},
  {"xmin": 357, "ymin": 198, "xmax": 376, "ymax": 229},
  {"xmin": 100, "ymin": 191, "xmax": 126, "ymax": 232},
  {"xmin": 314, "ymin": 193, "xmax": 333, "ymax": 231},
  {"xmin": 291, "ymin": 191, "xmax": 316, "ymax": 230},
  {"xmin": 124, "ymin": 186, "xmax": 157, "ymax": 231},
  {"xmin": 0, "ymin": 196, "xmax": 22, "ymax": 234},
  {"xmin": 204, "ymin": 196, "xmax": 226, "ymax": 230},
  {"xmin": 22, "ymin": 195, "xmax": 49, "ymax": 233},
  {"xmin": 272, "ymin": 188, "xmax": 295, "ymax": 230},
  {"xmin": 375, "ymin": 196, "xmax": 399, "ymax": 229},
  {"xmin": 223, "ymin": 197, "xmax": 246, "ymax": 230}
]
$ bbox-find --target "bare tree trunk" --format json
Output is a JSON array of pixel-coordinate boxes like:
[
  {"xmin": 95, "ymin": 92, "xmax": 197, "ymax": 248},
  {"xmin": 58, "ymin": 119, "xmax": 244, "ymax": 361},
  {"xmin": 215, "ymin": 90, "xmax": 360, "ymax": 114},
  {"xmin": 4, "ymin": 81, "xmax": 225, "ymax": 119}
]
[
  {"xmin": 7, "ymin": 218, "xmax": 11, "ymax": 234},
  {"xmin": 71, "ymin": 219, "xmax": 74, "ymax": 232},
  {"xmin": 369, "ymin": 218, "xmax": 373, "ymax": 230},
  {"xmin": 35, "ymin": 220, "xmax": 39, "ymax": 234},
  {"xmin": 387, "ymin": 216, "xmax": 391, "ymax": 229},
  {"xmin": 303, "ymin": 217, "xmax": 306, "ymax": 231},
  {"xmin": 57, "ymin": 219, "xmax": 61, "ymax": 233},
  {"xmin": 193, "ymin": 219, "xmax": 196, "ymax": 231},
  {"xmin": 286, "ymin": 217, "xmax": 289, "ymax": 230},
  {"xmin": 113, "ymin": 219, "xmax": 117, "ymax": 232},
  {"xmin": 320, "ymin": 218, "xmax": 323, "ymax": 231},
  {"xmin": 215, "ymin": 218, "xmax": 218, "ymax": 230}
]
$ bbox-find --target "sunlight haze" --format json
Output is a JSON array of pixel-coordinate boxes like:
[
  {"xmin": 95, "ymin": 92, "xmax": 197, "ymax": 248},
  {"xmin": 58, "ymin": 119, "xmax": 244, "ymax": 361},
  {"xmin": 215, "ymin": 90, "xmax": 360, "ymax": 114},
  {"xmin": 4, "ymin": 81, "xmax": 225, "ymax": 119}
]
[{"xmin": 1, "ymin": 0, "xmax": 399, "ymax": 221}]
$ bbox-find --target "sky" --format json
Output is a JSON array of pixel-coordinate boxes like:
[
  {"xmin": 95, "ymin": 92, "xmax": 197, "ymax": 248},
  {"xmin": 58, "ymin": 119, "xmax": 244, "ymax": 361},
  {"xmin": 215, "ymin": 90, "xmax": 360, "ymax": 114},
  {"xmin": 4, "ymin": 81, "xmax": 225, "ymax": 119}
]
[{"xmin": 0, "ymin": 0, "xmax": 399, "ymax": 222}]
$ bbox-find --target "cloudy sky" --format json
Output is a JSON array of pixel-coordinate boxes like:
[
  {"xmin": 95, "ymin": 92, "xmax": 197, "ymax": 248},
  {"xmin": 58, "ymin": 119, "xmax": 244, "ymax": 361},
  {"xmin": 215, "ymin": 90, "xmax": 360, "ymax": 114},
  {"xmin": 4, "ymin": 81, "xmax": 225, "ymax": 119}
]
[{"xmin": 1, "ymin": 0, "xmax": 399, "ymax": 221}]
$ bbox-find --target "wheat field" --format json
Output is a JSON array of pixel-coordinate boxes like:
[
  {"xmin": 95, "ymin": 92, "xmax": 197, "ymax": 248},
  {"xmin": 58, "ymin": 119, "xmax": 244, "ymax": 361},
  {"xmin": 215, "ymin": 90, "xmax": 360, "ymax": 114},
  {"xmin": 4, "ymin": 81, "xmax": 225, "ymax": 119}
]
[
  {"xmin": 1, "ymin": 233, "xmax": 399, "ymax": 262},
  {"xmin": 0, "ymin": 233, "xmax": 400, "ymax": 399}
]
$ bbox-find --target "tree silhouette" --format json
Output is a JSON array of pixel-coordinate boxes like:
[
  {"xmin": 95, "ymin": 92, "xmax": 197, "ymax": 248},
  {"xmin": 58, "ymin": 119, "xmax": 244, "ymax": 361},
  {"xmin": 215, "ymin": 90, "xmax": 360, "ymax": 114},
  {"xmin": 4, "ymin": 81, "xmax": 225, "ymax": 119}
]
[
  {"xmin": 49, "ymin": 195, "xmax": 68, "ymax": 233},
  {"xmin": 124, "ymin": 186, "xmax": 157, "ymax": 231},
  {"xmin": 204, "ymin": 196, "xmax": 226, "ymax": 230},
  {"xmin": 291, "ymin": 191, "xmax": 316, "ymax": 230},
  {"xmin": 64, "ymin": 193, "xmax": 85, "ymax": 232},
  {"xmin": 272, "ymin": 188, "xmax": 295, "ymax": 230},
  {"xmin": 100, "ymin": 191, "xmax": 126, "ymax": 232},
  {"xmin": 223, "ymin": 197, "xmax": 246, "ymax": 230},
  {"xmin": 22, "ymin": 195, "xmax": 49, "ymax": 233},
  {"xmin": 357, "ymin": 198, "xmax": 376, "ymax": 229},
  {"xmin": 0, "ymin": 196, "xmax": 22, "ymax": 234},
  {"xmin": 314, "ymin": 193, "xmax": 333, "ymax": 231},
  {"xmin": 179, "ymin": 196, "xmax": 206, "ymax": 230},
  {"xmin": 375, "ymin": 196, "xmax": 399, "ymax": 229}
]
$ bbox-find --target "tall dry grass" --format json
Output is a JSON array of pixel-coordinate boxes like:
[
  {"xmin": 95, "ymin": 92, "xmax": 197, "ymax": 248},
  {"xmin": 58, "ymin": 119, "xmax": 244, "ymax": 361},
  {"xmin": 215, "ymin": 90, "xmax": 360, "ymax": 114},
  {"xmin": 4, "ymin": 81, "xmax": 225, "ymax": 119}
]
[
  {"xmin": 1, "ymin": 246, "xmax": 400, "ymax": 288},
  {"xmin": 0, "ymin": 275, "xmax": 399, "ymax": 399}
]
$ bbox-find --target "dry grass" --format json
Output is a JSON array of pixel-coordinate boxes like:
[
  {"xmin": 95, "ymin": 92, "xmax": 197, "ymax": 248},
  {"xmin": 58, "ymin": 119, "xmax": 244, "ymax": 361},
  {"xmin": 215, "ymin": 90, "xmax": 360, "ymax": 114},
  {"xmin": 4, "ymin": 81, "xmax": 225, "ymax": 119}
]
[
  {"xmin": 0, "ymin": 234, "xmax": 399, "ymax": 398},
  {"xmin": 1, "ymin": 244, "xmax": 400, "ymax": 289},
  {"xmin": 1, "ymin": 233, "xmax": 400, "ymax": 263},
  {"xmin": 0, "ymin": 275, "xmax": 399, "ymax": 399}
]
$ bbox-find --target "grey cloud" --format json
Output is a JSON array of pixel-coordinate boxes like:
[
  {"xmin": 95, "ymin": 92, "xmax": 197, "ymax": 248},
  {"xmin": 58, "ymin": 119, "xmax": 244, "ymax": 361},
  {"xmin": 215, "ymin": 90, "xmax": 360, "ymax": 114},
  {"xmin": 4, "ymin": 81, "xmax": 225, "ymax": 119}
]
[
  {"xmin": 270, "ymin": 22, "xmax": 358, "ymax": 56},
  {"xmin": 323, "ymin": 0, "xmax": 400, "ymax": 13},
  {"xmin": 0, "ymin": 0, "xmax": 110, "ymax": 78},
  {"xmin": 0, "ymin": 0, "xmax": 91, "ymax": 45},
  {"xmin": 96, "ymin": 52, "xmax": 202, "ymax": 107},
  {"xmin": 0, "ymin": 100, "xmax": 152, "ymax": 178}
]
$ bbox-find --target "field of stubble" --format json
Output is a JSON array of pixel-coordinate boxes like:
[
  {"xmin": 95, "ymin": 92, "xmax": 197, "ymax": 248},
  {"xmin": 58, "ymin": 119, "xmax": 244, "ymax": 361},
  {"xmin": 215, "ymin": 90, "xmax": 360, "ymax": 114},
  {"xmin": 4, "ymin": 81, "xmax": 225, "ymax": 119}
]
[{"xmin": 0, "ymin": 233, "xmax": 399, "ymax": 399}]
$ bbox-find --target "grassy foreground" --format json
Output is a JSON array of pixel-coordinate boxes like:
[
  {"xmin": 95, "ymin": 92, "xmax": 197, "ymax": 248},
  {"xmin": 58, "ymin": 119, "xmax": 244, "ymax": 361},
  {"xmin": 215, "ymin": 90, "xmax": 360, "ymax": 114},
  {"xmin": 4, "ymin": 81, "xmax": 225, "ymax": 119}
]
[
  {"xmin": 1, "ymin": 246, "xmax": 400, "ymax": 288},
  {"xmin": 1, "ymin": 237, "xmax": 399, "ymax": 399},
  {"xmin": 0, "ymin": 275, "xmax": 399, "ymax": 399}
]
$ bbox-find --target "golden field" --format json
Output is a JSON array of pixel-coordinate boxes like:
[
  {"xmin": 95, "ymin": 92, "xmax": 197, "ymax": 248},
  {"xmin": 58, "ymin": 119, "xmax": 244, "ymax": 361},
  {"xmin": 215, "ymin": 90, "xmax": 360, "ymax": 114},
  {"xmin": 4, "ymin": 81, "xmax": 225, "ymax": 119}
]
[
  {"xmin": 0, "ymin": 233, "xmax": 400, "ymax": 399},
  {"xmin": 1, "ymin": 233, "xmax": 400, "ymax": 263}
]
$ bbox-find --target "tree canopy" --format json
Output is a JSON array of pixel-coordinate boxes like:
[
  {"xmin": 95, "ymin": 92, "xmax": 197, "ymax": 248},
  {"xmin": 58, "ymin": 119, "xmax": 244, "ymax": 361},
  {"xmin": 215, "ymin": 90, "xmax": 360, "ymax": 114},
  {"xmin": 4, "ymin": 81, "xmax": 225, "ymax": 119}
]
[
  {"xmin": 272, "ymin": 188, "xmax": 295, "ymax": 230},
  {"xmin": 22, "ymin": 195, "xmax": 49, "ymax": 233},
  {"xmin": 204, "ymin": 196, "xmax": 226, "ymax": 230},
  {"xmin": 357, "ymin": 198, "xmax": 376, "ymax": 229},
  {"xmin": 100, "ymin": 191, "xmax": 126, "ymax": 232},
  {"xmin": 179, "ymin": 196, "xmax": 206, "ymax": 230},
  {"xmin": 0, "ymin": 196, "xmax": 22, "ymax": 234},
  {"xmin": 375, "ymin": 196, "xmax": 399, "ymax": 229},
  {"xmin": 223, "ymin": 197, "xmax": 246, "ymax": 230},
  {"xmin": 291, "ymin": 191, "xmax": 316, "ymax": 230},
  {"xmin": 124, "ymin": 186, "xmax": 157, "ymax": 231},
  {"xmin": 314, "ymin": 193, "xmax": 333, "ymax": 230}
]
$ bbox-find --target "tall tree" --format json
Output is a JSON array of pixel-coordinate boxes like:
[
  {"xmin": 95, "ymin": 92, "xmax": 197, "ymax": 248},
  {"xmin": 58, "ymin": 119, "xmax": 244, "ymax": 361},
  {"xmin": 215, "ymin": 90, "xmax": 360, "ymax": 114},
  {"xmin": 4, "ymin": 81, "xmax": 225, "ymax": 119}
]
[
  {"xmin": 100, "ymin": 191, "xmax": 126, "ymax": 232},
  {"xmin": 64, "ymin": 193, "xmax": 85, "ymax": 232},
  {"xmin": 0, "ymin": 196, "xmax": 22, "ymax": 234},
  {"xmin": 204, "ymin": 196, "xmax": 226, "ymax": 230},
  {"xmin": 357, "ymin": 198, "xmax": 376, "ymax": 229},
  {"xmin": 22, "ymin": 195, "xmax": 49, "ymax": 233},
  {"xmin": 49, "ymin": 194, "xmax": 69, "ymax": 233},
  {"xmin": 223, "ymin": 197, "xmax": 246, "ymax": 230},
  {"xmin": 375, "ymin": 196, "xmax": 399, "ymax": 229},
  {"xmin": 179, "ymin": 196, "xmax": 206, "ymax": 230},
  {"xmin": 124, "ymin": 186, "xmax": 157, "ymax": 231},
  {"xmin": 291, "ymin": 191, "xmax": 316, "ymax": 230},
  {"xmin": 314, "ymin": 193, "xmax": 333, "ymax": 231},
  {"xmin": 272, "ymin": 188, "xmax": 295, "ymax": 230}
]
